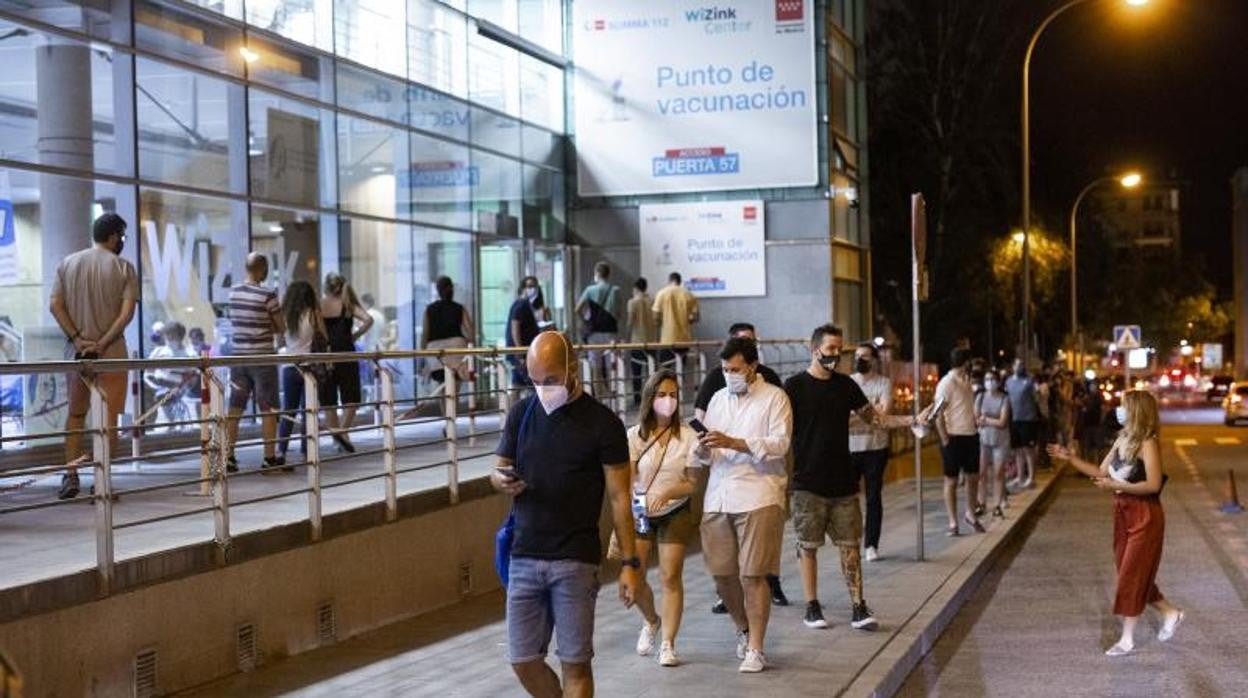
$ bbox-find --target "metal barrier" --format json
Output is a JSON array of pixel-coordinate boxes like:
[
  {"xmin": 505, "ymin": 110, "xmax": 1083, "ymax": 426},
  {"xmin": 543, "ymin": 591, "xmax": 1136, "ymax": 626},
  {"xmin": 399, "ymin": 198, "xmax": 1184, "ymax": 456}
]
[{"xmin": 0, "ymin": 338, "xmax": 926, "ymax": 595}]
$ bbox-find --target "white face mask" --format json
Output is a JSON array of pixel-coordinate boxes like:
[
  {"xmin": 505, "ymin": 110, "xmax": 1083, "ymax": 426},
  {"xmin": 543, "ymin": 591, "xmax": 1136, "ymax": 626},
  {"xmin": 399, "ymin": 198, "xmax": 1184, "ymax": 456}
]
[
  {"xmin": 536, "ymin": 385, "xmax": 569, "ymax": 415},
  {"xmin": 726, "ymin": 371, "xmax": 748, "ymax": 395},
  {"xmin": 524, "ymin": 286, "xmax": 538, "ymax": 301},
  {"xmin": 653, "ymin": 396, "xmax": 677, "ymax": 418},
  {"xmin": 1115, "ymin": 405, "xmax": 1128, "ymax": 425}
]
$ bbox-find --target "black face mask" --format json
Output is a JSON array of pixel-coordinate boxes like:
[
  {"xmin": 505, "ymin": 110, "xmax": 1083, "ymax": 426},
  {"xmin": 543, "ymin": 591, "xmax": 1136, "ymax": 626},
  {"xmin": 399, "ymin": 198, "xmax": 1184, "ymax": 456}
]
[
  {"xmin": 817, "ymin": 352, "xmax": 840, "ymax": 370},
  {"xmin": 855, "ymin": 358, "xmax": 872, "ymax": 374}
]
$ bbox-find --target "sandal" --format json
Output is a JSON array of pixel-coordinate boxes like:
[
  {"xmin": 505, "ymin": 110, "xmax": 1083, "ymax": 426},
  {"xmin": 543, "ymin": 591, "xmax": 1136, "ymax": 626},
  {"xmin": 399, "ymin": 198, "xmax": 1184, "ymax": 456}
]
[
  {"xmin": 964, "ymin": 512, "xmax": 986, "ymax": 533},
  {"xmin": 946, "ymin": 524, "xmax": 960, "ymax": 537},
  {"xmin": 992, "ymin": 506, "xmax": 1005, "ymax": 519}
]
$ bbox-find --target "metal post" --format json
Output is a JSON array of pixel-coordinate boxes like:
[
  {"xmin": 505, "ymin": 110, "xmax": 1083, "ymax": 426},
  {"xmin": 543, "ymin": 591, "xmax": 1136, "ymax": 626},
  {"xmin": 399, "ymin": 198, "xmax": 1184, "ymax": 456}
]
[
  {"xmin": 697, "ymin": 350, "xmax": 708, "ymax": 387},
  {"xmin": 303, "ymin": 370, "xmax": 322, "ymax": 542},
  {"xmin": 379, "ymin": 363, "xmax": 397, "ymax": 522},
  {"xmin": 581, "ymin": 357, "xmax": 594, "ymax": 398},
  {"xmin": 209, "ymin": 372, "xmax": 229, "ymax": 548},
  {"xmin": 466, "ymin": 350, "xmax": 478, "ymax": 446},
  {"xmin": 198, "ymin": 359, "xmax": 212, "ymax": 498},
  {"xmin": 445, "ymin": 369, "xmax": 460, "ymax": 505},
  {"xmin": 496, "ymin": 359, "xmax": 511, "ymax": 420},
  {"xmin": 912, "ymin": 193, "xmax": 926, "ymax": 562},
  {"xmin": 89, "ymin": 378, "xmax": 114, "ymax": 595},
  {"xmin": 673, "ymin": 352, "xmax": 685, "ymax": 397},
  {"xmin": 129, "ymin": 351, "xmax": 140, "ymax": 467},
  {"xmin": 614, "ymin": 349, "xmax": 628, "ymax": 417}
]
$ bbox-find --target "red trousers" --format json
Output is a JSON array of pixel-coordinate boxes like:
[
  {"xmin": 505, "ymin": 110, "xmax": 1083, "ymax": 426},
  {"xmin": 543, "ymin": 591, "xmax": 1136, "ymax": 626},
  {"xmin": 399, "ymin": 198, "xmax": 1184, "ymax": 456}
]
[{"xmin": 1112, "ymin": 493, "xmax": 1166, "ymax": 617}]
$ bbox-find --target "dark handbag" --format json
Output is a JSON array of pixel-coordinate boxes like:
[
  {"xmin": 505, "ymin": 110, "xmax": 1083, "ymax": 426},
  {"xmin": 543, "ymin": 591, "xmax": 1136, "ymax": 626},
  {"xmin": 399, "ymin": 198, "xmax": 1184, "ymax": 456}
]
[
  {"xmin": 495, "ymin": 399, "xmax": 537, "ymax": 587},
  {"xmin": 303, "ymin": 330, "xmax": 332, "ymax": 383}
]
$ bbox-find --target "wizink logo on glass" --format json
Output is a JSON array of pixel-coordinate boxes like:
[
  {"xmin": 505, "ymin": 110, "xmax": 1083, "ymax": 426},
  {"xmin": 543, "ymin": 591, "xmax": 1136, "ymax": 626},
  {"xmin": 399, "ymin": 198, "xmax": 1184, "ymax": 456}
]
[{"xmin": 685, "ymin": 5, "xmax": 752, "ymax": 34}]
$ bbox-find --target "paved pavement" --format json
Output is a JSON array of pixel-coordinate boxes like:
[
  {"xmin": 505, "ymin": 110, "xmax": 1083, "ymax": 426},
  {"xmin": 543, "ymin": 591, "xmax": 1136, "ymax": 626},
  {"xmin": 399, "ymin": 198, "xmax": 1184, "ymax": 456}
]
[{"xmin": 897, "ymin": 407, "xmax": 1248, "ymax": 697}]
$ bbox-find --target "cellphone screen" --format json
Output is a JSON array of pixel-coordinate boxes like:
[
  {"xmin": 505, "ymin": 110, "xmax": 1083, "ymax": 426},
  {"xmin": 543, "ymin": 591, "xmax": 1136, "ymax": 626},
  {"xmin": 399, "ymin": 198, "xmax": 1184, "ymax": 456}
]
[{"xmin": 688, "ymin": 418, "xmax": 709, "ymax": 435}]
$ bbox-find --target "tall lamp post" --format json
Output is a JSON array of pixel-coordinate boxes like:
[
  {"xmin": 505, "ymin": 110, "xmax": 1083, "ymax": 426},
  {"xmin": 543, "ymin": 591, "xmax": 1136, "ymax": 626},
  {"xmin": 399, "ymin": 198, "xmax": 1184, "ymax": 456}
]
[
  {"xmin": 1020, "ymin": 0, "xmax": 1149, "ymax": 367},
  {"xmin": 1069, "ymin": 171, "xmax": 1142, "ymax": 372}
]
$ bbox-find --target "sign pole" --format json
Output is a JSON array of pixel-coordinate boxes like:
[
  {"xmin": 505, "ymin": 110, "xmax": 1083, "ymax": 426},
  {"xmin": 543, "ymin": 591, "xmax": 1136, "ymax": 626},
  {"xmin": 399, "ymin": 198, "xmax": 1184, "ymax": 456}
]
[{"xmin": 911, "ymin": 193, "xmax": 926, "ymax": 562}]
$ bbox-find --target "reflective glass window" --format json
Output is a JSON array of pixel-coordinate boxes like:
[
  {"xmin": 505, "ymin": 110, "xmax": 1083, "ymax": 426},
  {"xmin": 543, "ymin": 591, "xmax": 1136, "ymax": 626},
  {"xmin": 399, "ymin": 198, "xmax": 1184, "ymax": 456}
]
[
  {"xmin": 337, "ymin": 114, "xmax": 409, "ymax": 219},
  {"xmin": 517, "ymin": 0, "xmax": 562, "ymax": 54},
  {"xmin": 523, "ymin": 165, "xmax": 563, "ymax": 242},
  {"xmin": 135, "ymin": 0, "xmax": 246, "ymax": 76},
  {"xmin": 247, "ymin": 89, "xmax": 335, "ymax": 208},
  {"xmin": 471, "ymin": 149, "xmax": 521, "ymax": 235},
  {"xmin": 409, "ymin": 131, "xmax": 473, "ymax": 229},
  {"xmin": 409, "ymin": 86, "xmax": 471, "ymax": 143},
  {"xmin": 242, "ymin": 32, "xmax": 335, "ymax": 102},
  {"xmin": 336, "ymin": 62, "xmax": 410, "ymax": 126},
  {"xmin": 468, "ymin": 32, "xmax": 520, "ymax": 118},
  {"xmin": 468, "ymin": 0, "xmax": 517, "ymax": 33},
  {"xmin": 0, "ymin": 21, "xmax": 131, "ymax": 176},
  {"xmin": 251, "ymin": 205, "xmax": 327, "ymax": 292},
  {"xmin": 245, "ymin": 0, "xmax": 335, "ymax": 51},
  {"xmin": 333, "ymin": 0, "xmax": 406, "ymax": 78},
  {"xmin": 0, "ymin": 0, "xmax": 131, "ymax": 42},
  {"xmin": 471, "ymin": 108, "xmax": 521, "ymax": 157},
  {"xmin": 413, "ymin": 226, "xmax": 476, "ymax": 345},
  {"xmin": 136, "ymin": 57, "xmax": 244, "ymax": 193},
  {"xmin": 519, "ymin": 53, "xmax": 563, "ymax": 132},
  {"xmin": 181, "ymin": 0, "xmax": 244, "ymax": 20},
  {"xmin": 521, "ymin": 124, "xmax": 562, "ymax": 168},
  {"xmin": 337, "ymin": 217, "xmax": 415, "ymax": 396},
  {"xmin": 408, "ymin": 0, "xmax": 469, "ymax": 98}
]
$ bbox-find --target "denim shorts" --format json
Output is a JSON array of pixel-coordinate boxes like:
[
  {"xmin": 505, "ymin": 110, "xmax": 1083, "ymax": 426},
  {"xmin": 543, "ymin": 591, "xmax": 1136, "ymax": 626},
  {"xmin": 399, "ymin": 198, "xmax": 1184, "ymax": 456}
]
[{"xmin": 506, "ymin": 557, "xmax": 600, "ymax": 665}]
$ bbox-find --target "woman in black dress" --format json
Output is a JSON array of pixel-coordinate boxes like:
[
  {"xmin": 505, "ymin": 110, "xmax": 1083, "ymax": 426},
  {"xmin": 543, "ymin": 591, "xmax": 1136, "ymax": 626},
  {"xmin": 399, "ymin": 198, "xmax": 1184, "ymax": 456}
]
[{"xmin": 320, "ymin": 273, "xmax": 373, "ymax": 452}]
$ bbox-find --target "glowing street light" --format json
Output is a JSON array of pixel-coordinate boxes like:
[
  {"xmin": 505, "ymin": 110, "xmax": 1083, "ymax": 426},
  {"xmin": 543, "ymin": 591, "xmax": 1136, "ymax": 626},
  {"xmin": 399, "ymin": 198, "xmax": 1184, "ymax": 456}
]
[
  {"xmin": 1120, "ymin": 172, "xmax": 1142, "ymax": 188},
  {"xmin": 1012, "ymin": 231, "xmax": 1026, "ymax": 244}
]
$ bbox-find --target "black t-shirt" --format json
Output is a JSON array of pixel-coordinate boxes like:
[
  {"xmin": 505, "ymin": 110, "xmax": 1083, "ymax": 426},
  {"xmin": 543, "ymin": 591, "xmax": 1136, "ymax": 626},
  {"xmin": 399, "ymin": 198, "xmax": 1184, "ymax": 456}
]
[
  {"xmin": 784, "ymin": 371, "xmax": 869, "ymax": 497},
  {"xmin": 496, "ymin": 393, "xmax": 629, "ymax": 564},
  {"xmin": 505, "ymin": 298, "xmax": 539, "ymax": 348},
  {"xmin": 695, "ymin": 364, "xmax": 783, "ymax": 411}
]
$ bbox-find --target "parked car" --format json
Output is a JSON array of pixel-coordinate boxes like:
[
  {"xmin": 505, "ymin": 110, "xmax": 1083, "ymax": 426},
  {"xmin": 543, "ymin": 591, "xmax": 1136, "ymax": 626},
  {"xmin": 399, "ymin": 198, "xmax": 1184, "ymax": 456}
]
[
  {"xmin": 1222, "ymin": 383, "xmax": 1248, "ymax": 426},
  {"xmin": 1207, "ymin": 375, "xmax": 1235, "ymax": 403}
]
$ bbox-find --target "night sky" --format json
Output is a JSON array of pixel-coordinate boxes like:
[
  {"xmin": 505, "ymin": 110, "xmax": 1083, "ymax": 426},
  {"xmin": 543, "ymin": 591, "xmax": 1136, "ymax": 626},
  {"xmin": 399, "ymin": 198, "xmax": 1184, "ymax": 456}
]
[{"xmin": 1030, "ymin": 0, "xmax": 1248, "ymax": 294}]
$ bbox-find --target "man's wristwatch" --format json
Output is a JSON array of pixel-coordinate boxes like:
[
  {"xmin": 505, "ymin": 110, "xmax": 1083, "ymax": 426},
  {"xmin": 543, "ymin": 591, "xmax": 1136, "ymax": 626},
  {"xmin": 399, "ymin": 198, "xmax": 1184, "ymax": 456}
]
[{"xmin": 620, "ymin": 556, "xmax": 641, "ymax": 569}]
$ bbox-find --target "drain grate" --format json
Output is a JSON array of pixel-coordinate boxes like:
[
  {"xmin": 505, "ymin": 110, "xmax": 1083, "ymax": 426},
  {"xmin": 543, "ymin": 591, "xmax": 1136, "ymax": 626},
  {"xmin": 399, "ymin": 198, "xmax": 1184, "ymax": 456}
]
[
  {"xmin": 236, "ymin": 623, "xmax": 257, "ymax": 672},
  {"xmin": 458, "ymin": 561, "xmax": 473, "ymax": 596},
  {"xmin": 317, "ymin": 602, "xmax": 336, "ymax": 644},
  {"xmin": 133, "ymin": 648, "xmax": 157, "ymax": 698}
]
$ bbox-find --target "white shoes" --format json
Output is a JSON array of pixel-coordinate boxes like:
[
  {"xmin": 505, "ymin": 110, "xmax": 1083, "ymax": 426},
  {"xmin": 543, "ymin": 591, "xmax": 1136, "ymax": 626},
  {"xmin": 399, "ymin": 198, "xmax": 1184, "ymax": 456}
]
[
  {"xmin": 738, "ymin": 649, "xmax": 767, "ymax": 673},
  {"xmin": 636, "ymin": 619, "xmax": 660, "ymax": 656},
  {"xmin": 1158, "ymin": 610, "xmax": 1185, "ymax": 642},
  {"xmin": 658, "ymin": 641, "xmax": 680, "ymax": 667},
  {"xmin": 864, "ymin": 546, "xmax": 880, "ymax": 562},
  {"xmin": 1105, "ymin": 641, "xmax": 1133, "ymax": 657},
  {"xmin": 735, "ymin": 629, "xmax": 749, "ymax": 660}
]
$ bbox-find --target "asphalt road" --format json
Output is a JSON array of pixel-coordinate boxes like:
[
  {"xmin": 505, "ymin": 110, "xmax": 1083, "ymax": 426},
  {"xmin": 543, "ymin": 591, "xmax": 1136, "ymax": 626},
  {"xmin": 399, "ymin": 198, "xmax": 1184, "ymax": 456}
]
[{"xmin": 898, "ymin": 406, "xmax": 1248, "ymax": 697}]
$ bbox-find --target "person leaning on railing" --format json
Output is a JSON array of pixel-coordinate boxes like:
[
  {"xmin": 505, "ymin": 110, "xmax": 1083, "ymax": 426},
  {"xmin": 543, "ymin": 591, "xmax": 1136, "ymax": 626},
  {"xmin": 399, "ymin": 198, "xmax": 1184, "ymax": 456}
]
[{"xmin": 48, "ymin": 213, "xmax": 138, "ymax": 500}]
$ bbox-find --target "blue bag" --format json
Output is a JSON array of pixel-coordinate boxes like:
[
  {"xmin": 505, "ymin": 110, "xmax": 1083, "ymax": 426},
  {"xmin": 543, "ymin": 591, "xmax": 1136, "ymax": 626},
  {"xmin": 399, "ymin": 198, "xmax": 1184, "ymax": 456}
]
[{"xmin": 494, "ymin": 400, "xmax": 536, "ymax": 588}]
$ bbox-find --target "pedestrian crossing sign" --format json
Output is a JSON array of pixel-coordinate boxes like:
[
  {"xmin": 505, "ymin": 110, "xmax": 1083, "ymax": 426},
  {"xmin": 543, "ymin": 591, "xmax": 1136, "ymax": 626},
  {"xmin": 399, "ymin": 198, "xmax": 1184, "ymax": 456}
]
[{"xmin": 1113, "ymin": 325, "xmax": 1142, "ymax": 350}]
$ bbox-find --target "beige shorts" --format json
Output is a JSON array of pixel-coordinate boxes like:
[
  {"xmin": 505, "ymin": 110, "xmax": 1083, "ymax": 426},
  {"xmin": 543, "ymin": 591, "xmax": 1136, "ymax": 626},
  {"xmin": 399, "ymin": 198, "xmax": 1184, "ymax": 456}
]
[
  {"xmin": 791, "ymin": 490, "xmax": 863, "ymax": 549},
  {"xmin": 701, "ymin": 505, "xmax": 784, "ymax": 578}
]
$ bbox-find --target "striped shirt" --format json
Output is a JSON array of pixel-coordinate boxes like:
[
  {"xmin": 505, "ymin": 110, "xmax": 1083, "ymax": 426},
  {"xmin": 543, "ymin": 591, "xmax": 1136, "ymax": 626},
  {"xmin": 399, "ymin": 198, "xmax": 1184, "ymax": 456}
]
[{"xmin": 228, "ymin": 282, "xmax": 280, "ymax": 355}]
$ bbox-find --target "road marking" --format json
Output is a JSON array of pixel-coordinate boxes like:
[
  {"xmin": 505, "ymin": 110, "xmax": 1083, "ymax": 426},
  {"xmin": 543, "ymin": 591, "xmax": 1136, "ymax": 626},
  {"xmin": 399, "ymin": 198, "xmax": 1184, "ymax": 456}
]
[
  {"xmin": 1215, "ymin": 437, "xmax": 1241, "ymax": 445},
  {"xmin": 1175, "ymin": 438, "xmax": 1198, "ymax": 446}
]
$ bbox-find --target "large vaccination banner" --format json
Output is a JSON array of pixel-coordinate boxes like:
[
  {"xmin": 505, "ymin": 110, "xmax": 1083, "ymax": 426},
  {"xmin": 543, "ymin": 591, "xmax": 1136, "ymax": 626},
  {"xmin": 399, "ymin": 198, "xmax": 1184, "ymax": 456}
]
[
  {"xmin": 640, "ymin": 200, "xmax": 766, "ymax": 298},
  {"xmin": 573, "ymin": 0, "xmax": 817, "ymax": 197}
]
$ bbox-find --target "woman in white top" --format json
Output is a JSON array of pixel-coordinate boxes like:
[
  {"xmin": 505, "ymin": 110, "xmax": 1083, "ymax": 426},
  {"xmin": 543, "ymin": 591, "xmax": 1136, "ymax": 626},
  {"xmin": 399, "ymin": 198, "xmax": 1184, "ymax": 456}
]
[
  {"xmin": 627, "ymin": 369, "xmax": 701, "ymax": 668},
  {"xmin": 975, "ymin": 370, "xmax": 1011, "ymax": 518},
  {"xmin": 277, "ymin": 281, "xmax": 325, "ymax": 466}
]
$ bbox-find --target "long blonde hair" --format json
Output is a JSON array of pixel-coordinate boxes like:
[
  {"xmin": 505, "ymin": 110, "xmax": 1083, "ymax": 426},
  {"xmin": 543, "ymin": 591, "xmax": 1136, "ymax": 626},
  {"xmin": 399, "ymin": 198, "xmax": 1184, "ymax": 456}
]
[{"xmin": 1114, "ymin": 389, "xmax": 1160, "ymax": 462}]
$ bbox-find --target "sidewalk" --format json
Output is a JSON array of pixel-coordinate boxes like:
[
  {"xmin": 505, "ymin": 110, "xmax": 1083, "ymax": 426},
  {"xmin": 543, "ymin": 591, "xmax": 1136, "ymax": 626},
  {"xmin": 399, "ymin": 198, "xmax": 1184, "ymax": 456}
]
[{"xmin": 180, "ymin": 456, "xmax": 1064, "ymax": 697}]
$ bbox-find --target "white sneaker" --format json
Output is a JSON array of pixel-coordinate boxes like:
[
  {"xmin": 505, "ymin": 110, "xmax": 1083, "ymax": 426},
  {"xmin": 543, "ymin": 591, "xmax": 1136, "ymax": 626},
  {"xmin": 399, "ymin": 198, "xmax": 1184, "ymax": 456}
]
[
  {"xmin": 735, "ymin": 629, "xmax": 749, "ymax": 660},
  {"xmin": 864, "ymin": 546, "xmax": 879, "ymax": 562},
  {"xmin": 636, "ymin": 619, "xmax": 660, "ymax": 656},
  {"xmin": 1105, "ymin": 641, "xmax": 1133, "ymax": 657},
  {"xmin": 738, "ymin": 649, "xmax": 767, "ymax": 673},
  {"xmin": 1158, "ymin": 610, "xmax": 1185, "ymax": 642},
  {"xmin": 658, "ymin": 641, "xmax": 680, "ymax": 667}
]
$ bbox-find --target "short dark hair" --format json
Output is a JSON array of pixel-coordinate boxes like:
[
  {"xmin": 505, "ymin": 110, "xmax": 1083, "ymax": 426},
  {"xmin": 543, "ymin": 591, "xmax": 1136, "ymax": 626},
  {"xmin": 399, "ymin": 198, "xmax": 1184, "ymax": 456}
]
[
  {"xmin": 361, "ymin": 292, "xmax": 376, "ymax": 307},
  {"xmin": 728, "ymin": 322, "xmax": 756, "ymax": 337},
  {"xmin": 669, "ymin": 272, "xmax": 682, "ymax": 285},
  {"xmin": 594, "ymin": 261, "xmax": 611, "ymax": 279},
  {"xmin": 92, "ymin": 213, "xmax": 127, "ymax": 243},
  {"xmin": 857, "ymin": 341, "xmax": 879, "ymax": 359},
  {"xmin": 950, "ymin": 347, "xmax": 972, "ymax": 368},
  {"xmin": 719, "ymin": 336, "xmax": 759, "ymax": 365},
  {"xmin": 634, "ymin": 277, "xmax": 648, "ymax": 292},
  {"xmin": 810, "ymin": 323, "xmax": 843, "ymax": 347},
  {"xmin": 435, "ymin": 275, "xmax": 454, "ymax": 300}
]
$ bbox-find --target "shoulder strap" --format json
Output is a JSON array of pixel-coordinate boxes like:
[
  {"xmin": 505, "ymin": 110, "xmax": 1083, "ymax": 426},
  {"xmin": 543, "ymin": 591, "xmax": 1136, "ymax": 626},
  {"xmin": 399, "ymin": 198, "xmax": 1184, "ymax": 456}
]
[{"xmin": 636, "ymin": 424, "xmax": 675, "ymax": 494}]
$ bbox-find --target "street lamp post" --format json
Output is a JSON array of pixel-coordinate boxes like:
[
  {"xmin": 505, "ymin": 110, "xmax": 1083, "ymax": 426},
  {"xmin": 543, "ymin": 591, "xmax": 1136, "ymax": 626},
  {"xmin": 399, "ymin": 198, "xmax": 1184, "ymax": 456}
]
[
  {"xmin": 1069, "ymin": 172, "xmax": 1141, "ymax": 373},
  {"xmin": 1020, "ymin": 0, "xmax": 1148, "ymax": 368}
]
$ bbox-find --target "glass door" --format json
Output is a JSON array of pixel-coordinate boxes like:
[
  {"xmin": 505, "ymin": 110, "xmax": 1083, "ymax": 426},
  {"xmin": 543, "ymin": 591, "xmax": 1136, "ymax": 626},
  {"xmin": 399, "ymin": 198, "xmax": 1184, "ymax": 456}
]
[
  {"xmin": 528, "ymin": 243, "xmax": 568, "ymax": 334},
  {"xmin": 477, "ymin": 240, "xmax": 525, "ymax": 348}
]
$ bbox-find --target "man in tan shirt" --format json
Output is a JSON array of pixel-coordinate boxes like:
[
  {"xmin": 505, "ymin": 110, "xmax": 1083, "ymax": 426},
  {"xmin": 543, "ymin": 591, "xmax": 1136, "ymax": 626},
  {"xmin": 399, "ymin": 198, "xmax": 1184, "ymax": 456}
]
[
  {"xmin": 626, "ymin": 277, "xmax": 655, "ymax": 402},
  {"xmin": 49, "ymin": 213, "xmax": 139, "ymax": 499},
  {"xmin": 651, "ymin": 272, "xmax": 700, "ymax": 382}
]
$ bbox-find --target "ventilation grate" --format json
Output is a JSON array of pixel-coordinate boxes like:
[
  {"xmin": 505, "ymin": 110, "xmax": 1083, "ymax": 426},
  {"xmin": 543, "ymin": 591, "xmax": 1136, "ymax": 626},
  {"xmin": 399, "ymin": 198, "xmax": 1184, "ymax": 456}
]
[
  {"xmin": 458, "ymin": 561, "xmax": 473, "ymax": 596},
  {"xmin": 317, "ymin": 602, "xmax": 336, "ymax": 644},
  {"xmin": 236, "ymin": 623, "xmax": 257, "ymax": 672},
  {"xmin": 133, "ymin": 648, "xmax": 157, "ymax": 698}
]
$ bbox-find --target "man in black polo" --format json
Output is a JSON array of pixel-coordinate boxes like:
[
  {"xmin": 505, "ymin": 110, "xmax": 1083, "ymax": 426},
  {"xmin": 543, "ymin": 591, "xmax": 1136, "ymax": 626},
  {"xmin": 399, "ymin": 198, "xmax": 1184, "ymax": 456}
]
[
  {"xmin": 491, "ymin": 331, "xmax": 639, "ymax": 697},
  {"xmin": 697, "ymin": 322, "xmax": 791, "ymax": 611}
]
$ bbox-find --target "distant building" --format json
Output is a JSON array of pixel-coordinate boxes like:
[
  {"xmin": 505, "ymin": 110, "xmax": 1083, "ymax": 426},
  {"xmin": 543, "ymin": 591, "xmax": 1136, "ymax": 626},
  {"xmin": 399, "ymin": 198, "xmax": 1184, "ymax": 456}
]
[
  {"xmin": 1090, "ymin": 180, "xmax": 1183, "ymax": 257},
  {"xmin": 1232, "ymin": 167, "xmax": 1248, "ymax": 379}
]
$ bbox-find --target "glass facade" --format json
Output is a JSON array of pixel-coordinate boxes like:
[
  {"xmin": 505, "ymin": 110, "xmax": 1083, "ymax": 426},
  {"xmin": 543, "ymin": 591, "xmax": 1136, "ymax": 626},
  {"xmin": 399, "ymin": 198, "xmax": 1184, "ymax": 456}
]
[
  {"xmin": 0, "ymin": 0, "xmax": 568, "ymax": 422},
  {"xmin": 827, "ymin": 3, "xmax": 869, "ymax": 341}
]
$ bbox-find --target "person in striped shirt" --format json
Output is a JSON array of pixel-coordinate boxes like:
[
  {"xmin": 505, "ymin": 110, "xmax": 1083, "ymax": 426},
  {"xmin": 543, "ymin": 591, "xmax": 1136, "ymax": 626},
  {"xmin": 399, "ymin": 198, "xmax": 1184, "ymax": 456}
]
[{"xmin": 225, "ymin": 253, "xmax": 286, "ymax": 473}]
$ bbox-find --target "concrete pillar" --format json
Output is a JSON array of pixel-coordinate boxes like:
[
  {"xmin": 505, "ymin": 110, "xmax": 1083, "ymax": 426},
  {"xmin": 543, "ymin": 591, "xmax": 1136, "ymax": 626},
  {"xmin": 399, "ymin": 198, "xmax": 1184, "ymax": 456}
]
[
  {"xmin": 36, "ymin": 39, "xmax": 95, "ymax": 320},
  {"xmin": 1232, "ymin": 168, "xmax": 1248, "ymax": 380}
]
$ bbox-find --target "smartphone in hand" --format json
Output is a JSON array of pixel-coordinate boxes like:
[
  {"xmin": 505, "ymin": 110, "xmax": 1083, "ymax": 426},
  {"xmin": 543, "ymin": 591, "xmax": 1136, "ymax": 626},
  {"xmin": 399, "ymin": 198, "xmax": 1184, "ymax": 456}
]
[{"xmin": 688, "ymin": 418, "xmax": 709, "ymax": 435}]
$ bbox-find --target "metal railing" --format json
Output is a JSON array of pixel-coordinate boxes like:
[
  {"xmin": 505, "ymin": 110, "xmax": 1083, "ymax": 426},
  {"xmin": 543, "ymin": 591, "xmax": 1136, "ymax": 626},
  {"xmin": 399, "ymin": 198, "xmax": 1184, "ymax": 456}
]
[{"xmin": 0, "ymin": 338, "xmax": 926, "ymax": 596}]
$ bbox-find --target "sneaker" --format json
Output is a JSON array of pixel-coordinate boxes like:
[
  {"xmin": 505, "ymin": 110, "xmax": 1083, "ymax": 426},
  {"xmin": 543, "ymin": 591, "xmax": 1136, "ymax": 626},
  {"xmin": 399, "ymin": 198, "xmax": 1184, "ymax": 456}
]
[
  {"xmin": 1104, "ymin": 641, "xmax": 1133, "ymax": 657},
  {"xmin": 851, "ymin": 603, "xmax": 878, "ymax": 631},
  {"xmin": 225, "ymin": 455, "xmax": 239, "ymax": 474},
  {"xmin": 803, "ymin": 601, "xmax": 828, "ymax": 629},
  {"xmin": 636, "ymin": 619, "xmax": 660, "ymax": 656},
  {"xmin": 711, "ymin": 598, "xmax": 728, "ymax": 615},
  {"xmin": 1158, "ymin": 610, "xmax": 1185, "ymax": 642},
  {"xmin": 735, "ymin": 629, "xmax": 749, "ymax": 660},
  {"xmin": 57, "ymin": 474, "xmax": 81, "ymax": 500},
  {"xmin": 738, "ymin": 649, "xmax": 766, "ymax": 674},
  {"xmin": 261, "ymin": 456, "xmax": 282, "ymax": 475},
  {"xmin": 767, "ymin": 575, "xmax": 790, "ymax": 606},
  {"xmin": 864, "ymin": 546, "xmax": 880, "ymax": 562},
  {"xmin": 658, "ymin": 641, "xmax": 679, "ymax": 667}
]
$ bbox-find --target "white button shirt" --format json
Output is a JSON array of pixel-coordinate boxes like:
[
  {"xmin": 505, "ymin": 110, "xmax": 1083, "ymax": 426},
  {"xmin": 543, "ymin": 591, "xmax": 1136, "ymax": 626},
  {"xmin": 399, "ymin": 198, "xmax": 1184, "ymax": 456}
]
[
  {"xmin": 850, "ymin": 372, "xmax": 894, "ymax": 453},
  {"xmin": 697, "ymin": 378, "xmax": 793, "ymax": 514},
  {"xmin": 935, "ymin": 368, "xmax": 978, "ymax": 436}
]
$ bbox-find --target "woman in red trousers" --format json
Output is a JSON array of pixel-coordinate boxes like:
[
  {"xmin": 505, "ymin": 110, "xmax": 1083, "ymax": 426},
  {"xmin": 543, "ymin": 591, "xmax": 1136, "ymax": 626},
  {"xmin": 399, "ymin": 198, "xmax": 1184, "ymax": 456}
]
[{"xmin": 1048, "ymin": 389, "xmax": 1184, "ymax": 656}]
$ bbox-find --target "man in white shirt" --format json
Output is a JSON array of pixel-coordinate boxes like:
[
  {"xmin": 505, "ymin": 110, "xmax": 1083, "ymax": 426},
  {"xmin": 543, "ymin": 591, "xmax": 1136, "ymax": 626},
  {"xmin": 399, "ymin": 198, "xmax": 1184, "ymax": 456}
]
[
  {"xmin": 932, "ymin": 347, "xmax": 984, "ymax": 536},
  {"xmin": 696, "ymin": 337, "xmax": 793, "ymax": 674}
]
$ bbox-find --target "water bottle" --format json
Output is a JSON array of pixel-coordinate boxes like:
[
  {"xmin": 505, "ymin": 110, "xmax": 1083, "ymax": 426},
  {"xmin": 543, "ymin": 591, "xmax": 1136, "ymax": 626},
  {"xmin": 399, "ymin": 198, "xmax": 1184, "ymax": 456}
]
[{"xmin": 632, "ymin": 492, "xmax": 650, "ymax": 535}]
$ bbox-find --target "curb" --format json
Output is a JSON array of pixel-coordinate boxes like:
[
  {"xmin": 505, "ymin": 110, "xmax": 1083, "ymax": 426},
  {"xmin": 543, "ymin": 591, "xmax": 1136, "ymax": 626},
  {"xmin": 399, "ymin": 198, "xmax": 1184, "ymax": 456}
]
[{"xmin": 843, "ymin": 463, "xmax": 1069, "ymax": 697}]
